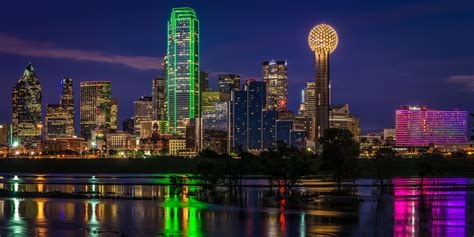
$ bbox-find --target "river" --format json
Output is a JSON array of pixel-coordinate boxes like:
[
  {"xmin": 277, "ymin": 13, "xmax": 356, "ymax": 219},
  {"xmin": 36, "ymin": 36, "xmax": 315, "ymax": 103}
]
[{"xmin": 0, "ymin": 174, "xmax": 472, "ymax": 236}]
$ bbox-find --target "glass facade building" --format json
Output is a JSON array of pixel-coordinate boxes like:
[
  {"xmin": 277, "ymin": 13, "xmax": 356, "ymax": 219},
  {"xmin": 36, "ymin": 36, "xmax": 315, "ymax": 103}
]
[
  {"xmin": 201, "ymin": 101, "xmax": 229, "ymax": 153},
  {"xmin": 12, "ymin": 63, "xmax": 42, "ymax": 149},
  {"xmin": 395, "ymin": 106, "xmax": 468, "ymax": 146},
  {"xmin": 152, "ymin": 77, "xmax": 166, "ymax": 121},
  {"xmin": 245, "ymin": 80, "xmax": 266, "ymax": 150},
  {"xmin": 80, "ymin": 81, "xmax": 112, "ymax": 140},
  {"xmin": 167, "ymin": 7, "xmax": 200, "ymax": 135}
]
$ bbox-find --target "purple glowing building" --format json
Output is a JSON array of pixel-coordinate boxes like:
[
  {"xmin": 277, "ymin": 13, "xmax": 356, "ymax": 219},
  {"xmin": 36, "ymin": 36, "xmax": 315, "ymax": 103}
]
[{"xmin": 395, "ymin": 105, "xmax": 468, "ymax": 146}]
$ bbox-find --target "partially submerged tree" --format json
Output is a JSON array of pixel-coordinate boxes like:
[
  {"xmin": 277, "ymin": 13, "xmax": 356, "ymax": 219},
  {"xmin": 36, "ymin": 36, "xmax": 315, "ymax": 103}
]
[{"xmin": 319, "ymin": 128, "xmax": 360, "ymax": 193}]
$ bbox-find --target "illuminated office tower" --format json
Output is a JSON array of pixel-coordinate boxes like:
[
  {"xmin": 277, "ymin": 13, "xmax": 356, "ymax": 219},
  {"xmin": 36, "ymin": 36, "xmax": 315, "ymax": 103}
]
[
  {"xmin": 60, "ymin": 78, "xmax": 75, "ymax": 136},
  {"xmin": 201, "ymin": 101, "xmax": 229, "ymax": 153},
  {"xmin": 167, "ymin": 7, "xmax": 200, "ymax": 135},
  {"xmin": 308, "ymin": 24, "xmax": 338, "ymax": 140},
  {"xmin": 201, "ymin": 91, "xmax": 230, "ymax": 113},
  {"xmin": 218, "ymin": 74, "xmax": 240, "ymax": 93},
  {"xmin": 395, "ymin": 106, "xmax": 468, "ymax": 146},
  {"xmin": 45, "ymin": 105, "xmax": 69, "ymax": 139},
  {"xmin": 12, "ymin": 63, "xmax": 42, "ymax": 149},
  {"xmin": 80, "ymin": 81, "xmax": 112, "ymax": 140},
  {"xmin": 134, "ymin": 96, "xmax": 153, "ymax": 136},
  {"xmin": 110, "ymin": 98, "xmax": 118, "ymax": 130},
  {"xmin": 263, "ymin": 60, "xmax": 288, "ymax": 111},
  {"xmin": 152, "ymin": 77, "xmax": 166, "ymax": 121}
]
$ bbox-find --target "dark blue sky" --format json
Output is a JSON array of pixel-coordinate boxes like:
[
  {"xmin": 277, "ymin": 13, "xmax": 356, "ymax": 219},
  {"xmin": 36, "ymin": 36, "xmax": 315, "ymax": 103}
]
[{"xmin": 0, "ymin": 0, "xmax": 473, "ymax": 133}]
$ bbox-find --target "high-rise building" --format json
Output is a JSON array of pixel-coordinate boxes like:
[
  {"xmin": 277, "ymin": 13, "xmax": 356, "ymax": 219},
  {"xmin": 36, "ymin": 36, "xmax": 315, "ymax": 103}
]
[
  {"xmin": 200, "ymin": 71, "xmax": 209, "ymax": 92},
  {"xmin": 276, "ymin": 120, "xmax": 293, "ymax": 145},
  {"xmin": 329, "ymin": 104, "xmax": 360, "ymax": 137},
  {"xmin": 263, "ymin": 60, "xmax": 288, "ymax": 111},
  {"xmin": 152, "ymin": 77, "xmax": 166, "ymax": 121},
  {"xmin": 167, "ymin": 7, "xmax": 200, "ymax": 135},
  {"xmin": 80, "ymin": 81, "xmax": 112, "ymax": 140},
  {"xmin": 245, "ymin": 80, "xmax": 266, "ymax": 150},
  {"xmin": 12, "ymin": 63, "xmax": 42, "ymax": 149},
  {"xmin": 134, "ymin": 96, "xmax": 153, "ymax": 136},
  {"xmin": 395, "ymin": 106, "xmax": 468, "ymax": 146},
  {"xmin": 308, "ymin": 24, "xmax": 338, "ymax": 140},
  {"xmin": 218, "ymin": 74, "xmax": 240, "ymax": 93},
  {"xmin": 229, "ymin": 80, "xmax": 266, "ymax": 151},
  {"xmin": 0, "ymin": 124, "xmax": 9, "ymax": 147},
  {"xmin": 45, "ymin": 105, "xmax": 69, "ymax": 139},
  {"xmin": 60, "ymin": 78, "xmax": 75, "ymax": 136}
]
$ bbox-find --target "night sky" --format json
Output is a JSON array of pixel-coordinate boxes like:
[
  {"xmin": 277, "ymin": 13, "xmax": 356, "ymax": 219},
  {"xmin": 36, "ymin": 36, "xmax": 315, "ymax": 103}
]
[{"xmin": 0, "ymin": 0, "xmax": 473, "ymax": 133}]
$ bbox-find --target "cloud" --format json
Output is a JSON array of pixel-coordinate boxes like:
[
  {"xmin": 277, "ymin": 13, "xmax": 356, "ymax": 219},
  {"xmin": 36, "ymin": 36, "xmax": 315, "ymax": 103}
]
[
  {"xmin": 447, "ymin": 75, "xmax": 474, "ymax": 91},
  {"xmin": 0, "ymin": 34, "xmax": 162, "ymax": 70}
]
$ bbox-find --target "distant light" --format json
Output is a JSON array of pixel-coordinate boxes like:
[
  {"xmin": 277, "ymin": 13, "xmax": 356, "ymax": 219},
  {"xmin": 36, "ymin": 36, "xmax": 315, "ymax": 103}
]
[
  {"xmin": 12, "ymin": 175, "xmax": 20, "ymax": 181},
  {"xmin": 12, "ymin": 141, "xmax": 19, "ymax": 148}
]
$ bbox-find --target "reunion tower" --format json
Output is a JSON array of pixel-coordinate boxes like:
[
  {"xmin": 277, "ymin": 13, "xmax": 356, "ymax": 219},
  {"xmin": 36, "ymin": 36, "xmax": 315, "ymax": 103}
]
[{"xmin": 308, "ymin": 23, "xmax": 338, "ymax": 141}]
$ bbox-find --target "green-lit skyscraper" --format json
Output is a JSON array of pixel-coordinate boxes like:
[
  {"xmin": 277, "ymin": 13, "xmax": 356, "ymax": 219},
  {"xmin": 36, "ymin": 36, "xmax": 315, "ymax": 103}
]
[{"xmin": 166, "ymin": 7, "xmax": 200, "ymax": 135}]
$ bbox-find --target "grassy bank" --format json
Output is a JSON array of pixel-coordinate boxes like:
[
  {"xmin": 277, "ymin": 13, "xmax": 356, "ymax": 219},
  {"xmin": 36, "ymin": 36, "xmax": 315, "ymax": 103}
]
[{"xmin": 0, "ymin": 158, "xmax": 474, "ymax": 178}]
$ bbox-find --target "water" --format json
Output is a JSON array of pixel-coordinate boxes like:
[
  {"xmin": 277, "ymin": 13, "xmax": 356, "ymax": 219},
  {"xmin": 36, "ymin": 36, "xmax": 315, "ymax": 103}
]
[{"xmin": 0, "ymin": 175, "xmax": 473, "ymax": 236}]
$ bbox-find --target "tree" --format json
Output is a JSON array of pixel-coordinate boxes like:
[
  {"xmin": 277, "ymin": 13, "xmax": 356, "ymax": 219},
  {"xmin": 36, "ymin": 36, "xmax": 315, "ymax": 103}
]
[
  {"xmin": 318, "ymin": 128, "xmax": 360, "ymax": 193},
  {"xmin": 373, "ymin": 147, "xmax": 397, "ymax": 195}
]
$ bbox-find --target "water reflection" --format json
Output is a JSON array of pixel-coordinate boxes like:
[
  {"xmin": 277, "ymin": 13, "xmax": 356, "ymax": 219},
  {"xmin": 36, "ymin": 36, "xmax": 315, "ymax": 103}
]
[{"xmin": 0, "ymin": 177, "xmax": 471, "ymax": 236}]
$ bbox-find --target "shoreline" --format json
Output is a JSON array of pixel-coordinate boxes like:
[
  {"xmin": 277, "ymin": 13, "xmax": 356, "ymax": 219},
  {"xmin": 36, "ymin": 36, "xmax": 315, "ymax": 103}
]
[{"xmin": 0, "ymin": 157, "xmax": 474, "ymax": 178}]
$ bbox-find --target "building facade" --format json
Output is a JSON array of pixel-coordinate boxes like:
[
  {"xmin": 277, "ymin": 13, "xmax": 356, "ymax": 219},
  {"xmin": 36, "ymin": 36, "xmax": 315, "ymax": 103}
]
[
  {"xmin": 60, "ymin": 78, "xmax": 75, "ymax": 136},
  {"xmin": 263, "ymin": 60, "xmax": 288, "ymax": 111},
  {"xmin": 80, "ymin": 81, "xmax": 112, "ymax": 140},
  {"xmin": 218, "ymin": 74, "xmax": 240, "ymax": 93},
  {"xmin": 12, "ymin": 63, "xmax": 42, "ymax": 149},
  {"xmin": 152, "ymin": 77, "xmax": 167, "ymax": 121},
  {"xmin": 45, "ymin": 104, "xmax": 69, "ymax": 139},
  {"xmin": 395, "ymin": 106, "xmax": 468, "ymax": 146},
  {"xmin": 329, "ymin": 104, "xmax": 360, "ymax": 137},
  {"xmin": 201, "ymin": 101, "xmax": 229, "ymax": 153},
  {"xmin": 134, "ymin": 96, "xmax": 153, "ymax": 136},
  {"xmin": 0, "ymin": 124, "xmax": 8, "ymax": 147},
  {"xmin": 166, "ymin": 7, "xmax": 200, "ymax": 135}
]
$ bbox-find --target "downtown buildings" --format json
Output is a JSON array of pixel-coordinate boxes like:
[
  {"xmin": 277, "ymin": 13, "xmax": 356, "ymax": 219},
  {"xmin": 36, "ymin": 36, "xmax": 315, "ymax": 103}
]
[
  {"xmin": 45, "ymin": 78, "xmax": 75, "ymax": 139},
  {"xmin": 263, "ymin": 60, "xmax": 288, "ymax": 112}
]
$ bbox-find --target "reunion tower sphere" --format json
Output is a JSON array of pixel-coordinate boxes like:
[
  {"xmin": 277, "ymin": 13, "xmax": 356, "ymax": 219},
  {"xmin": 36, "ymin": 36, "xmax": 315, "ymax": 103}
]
[{"xmin": 308, "ymin": 24, "xmax": 338, "ymax": 54}]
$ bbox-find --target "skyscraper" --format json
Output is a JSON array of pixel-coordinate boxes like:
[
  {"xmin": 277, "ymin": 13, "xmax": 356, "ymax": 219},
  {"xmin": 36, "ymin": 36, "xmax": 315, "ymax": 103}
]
[
  {"xmin": 167, "ymin": 7, "xmax": 200, "ymax": 135},
  {"xmin": 229, "ymin": 80, "xmax": 266, "ymax": 151},
  {"xmin": 218, "ymin": 74, "xmax": 240, "ymax": 93},
  {"xmin": 152, "ymin": 77, "xmax": 166, "ymax": 121},
  {"xmin": 134, "ymin": 96, "xmax": 153, "ymax": 136},
  {"xmin": 263, "ymin": 60, "xmax": 288, "ymax": 111},
  {"xmin": 12, "ymin": 63, "xmax": 42, "ymax": 149},
  {"xmin": 245, "ymin": 80, "xmax": 266, "ymax": 150},
  {"xmin": 60, "ymin": 78, "xmax": 75, "ymax": 136},
  {"xmin": 308, "ymin": 24, "xmax": 338, "ymax": 141},
  {"xmin": 80, "ymin": 81, "xmax": 112, "ymax": 140}
]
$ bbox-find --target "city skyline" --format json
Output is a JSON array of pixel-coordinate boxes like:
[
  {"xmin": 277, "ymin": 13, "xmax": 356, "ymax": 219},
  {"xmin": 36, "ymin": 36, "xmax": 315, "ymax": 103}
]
[{"xmin": 0, "ymin": 1, "xmax": 473, "ymax": 133}]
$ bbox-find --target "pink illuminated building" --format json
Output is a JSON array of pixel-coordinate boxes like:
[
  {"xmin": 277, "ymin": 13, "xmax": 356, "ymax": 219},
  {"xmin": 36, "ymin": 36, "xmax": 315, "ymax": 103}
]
[{"xmin": 395, "ymin": 105, "xmax": 468, "ymax": 147}]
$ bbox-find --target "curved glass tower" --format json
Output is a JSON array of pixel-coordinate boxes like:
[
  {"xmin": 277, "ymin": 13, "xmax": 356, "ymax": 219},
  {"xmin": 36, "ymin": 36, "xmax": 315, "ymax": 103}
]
[{"xmin": 167, "ymin": 7, "xmax": 200, "ymax": 135}]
